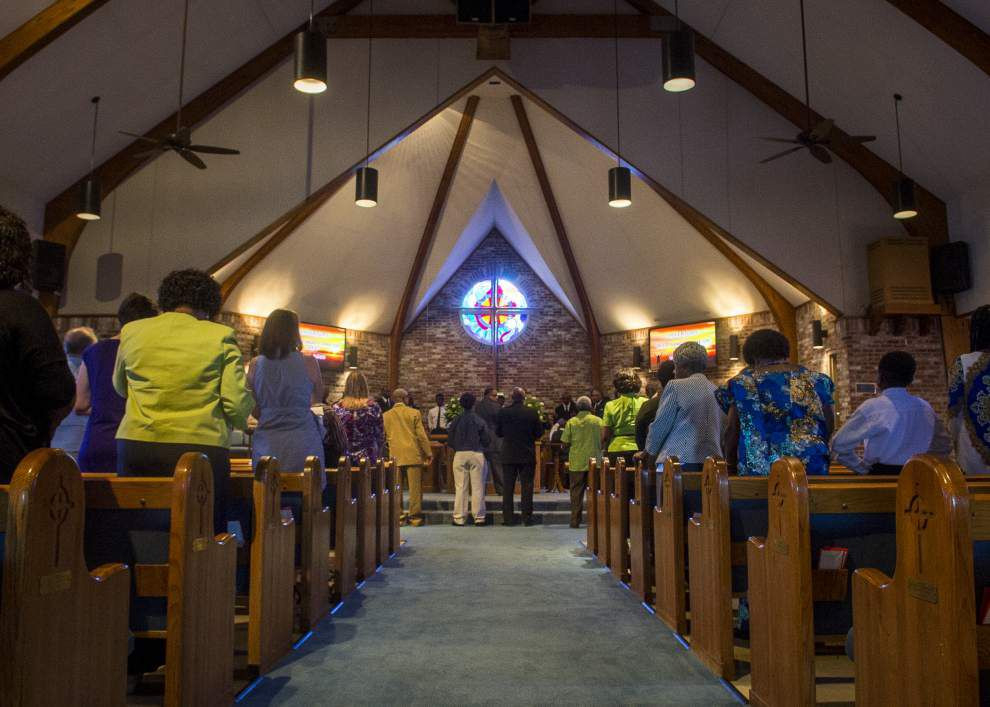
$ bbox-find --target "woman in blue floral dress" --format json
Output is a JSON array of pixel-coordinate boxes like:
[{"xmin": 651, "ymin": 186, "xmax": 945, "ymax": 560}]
[
  {"xmin": 948, "ymin": 305, "xmax": 990, "ymax": 475},
  {"xmin": 716, "ymin": 329, "xmax": 835, "ymax": 476}
]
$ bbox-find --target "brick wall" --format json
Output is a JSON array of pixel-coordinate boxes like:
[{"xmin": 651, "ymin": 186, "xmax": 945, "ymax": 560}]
[{"xmin": 398, "ymin": 230, "xmax": 591, "ymax": 405}]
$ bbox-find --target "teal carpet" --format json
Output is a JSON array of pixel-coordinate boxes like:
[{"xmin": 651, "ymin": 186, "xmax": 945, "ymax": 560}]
[{"xmin": 241, "ymin": 526, "xmax": 740, "ymax": 705}]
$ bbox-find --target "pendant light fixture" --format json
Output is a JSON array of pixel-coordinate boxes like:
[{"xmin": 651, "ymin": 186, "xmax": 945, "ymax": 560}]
[
  {"xmin": 891, "ymin": 94, "xmax": 917, "ymax": 220},
  {"xmin": 77, "ymin": 96, "xmax": 102, "ymax": 221},
  {"xmin": 608, "ymin": 0, "xmax": 631, "ymax": 209},
  {"xmin": 355, "ymin": 0, "xmax": 378, "ymax": 207},
  {"xmin": 662, "ymin": 0, "xmax": 695, "ymax": 93},
  {"xmin": 294, "ymin": 0, "xmax": 327, "ymax": 94}
]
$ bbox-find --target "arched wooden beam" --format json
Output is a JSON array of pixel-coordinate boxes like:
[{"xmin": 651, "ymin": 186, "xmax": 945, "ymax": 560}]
[
  {"xmin": 387, "ymin": 95, "xmax": 481, "ymax": 391},
  {"xmin": 41, "ymin": 0, "xmax": 363, "ymax": 290},
  {"xmin": 510, "ymin": 95, "xmax": 603, "ymax": 389},
  {"xmin": 217, "ymin": 69, "xmax": 499, "ymax": 305},
  {"xmin": 0, "ymin": 0, "xmax": 111, "ymax": 82},
  {"xmin": 885, "ymin": 0, "xmax": 990, "ymax": 78},
  {"xmin": 625, "ymin": 0, "xmax": 948, "ymax": 248}
]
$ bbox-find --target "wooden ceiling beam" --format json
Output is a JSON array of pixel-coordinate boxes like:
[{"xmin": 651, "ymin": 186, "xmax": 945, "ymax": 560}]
[
  {"xmin": 388, "ymin": 95, "xmax": 481, "ymax": 390},
  {"xmin": 0, "ymin": 0, "xmax": 111, "ymax": 82},
  {"xmin": 625, "ymin": 0, "xmax": 948, "ymax": 247},
  {"xmin": 510, "ymin": 94, "xmax": 603, "ymax": 389},
  {"xmin": 41, "ymin": 0, "xmax": 363, "ymax": 291},
  {"xmin": 884, "ymin": 0, "xmax": 990, "ymax": 78},
  {"xmin": 319, "ymin": 14, "xmax": 659, "ymax": 38}
]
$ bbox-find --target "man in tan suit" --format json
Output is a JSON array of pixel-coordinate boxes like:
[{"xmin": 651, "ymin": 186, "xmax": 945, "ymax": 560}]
[{"xmin": 383, "ymin": 388, "xmax": 433, "ymax": 526}]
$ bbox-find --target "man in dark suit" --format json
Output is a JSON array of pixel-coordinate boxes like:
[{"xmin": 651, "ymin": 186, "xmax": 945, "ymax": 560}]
[
  {"xmin": 554, "ymin": 394, "xmax": 577, "ymax": 423},
  {"xmin": 475, "ymin": 386, "xmax": 504, "ymax": 494},
  {"xmin": 496, "ymin": 387, "xmax": 544, "ymax": 526}
]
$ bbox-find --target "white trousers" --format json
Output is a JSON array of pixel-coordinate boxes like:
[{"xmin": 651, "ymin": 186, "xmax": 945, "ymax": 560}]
[{"xmin": 452, "ymin": 450, "xmax": 487, "ymax": 523}]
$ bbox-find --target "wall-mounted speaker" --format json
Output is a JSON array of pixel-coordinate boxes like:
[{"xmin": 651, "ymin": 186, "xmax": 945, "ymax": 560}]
[
  {"xmin": 31, "ymin": 240, "xmax": 66, "ymax": 293},
  {"xmin": 632, "ymin": 345, "xmax": 644, "ymax": 369},
  {"xmin": 347, "ymin": 346, "xmax": 359, "ymax": 369},
  {"xmin": 95, "ymin": 252, "xmax": 124, "ymax": 302},
  {"xmin": 457, "ymin": 0, "xmax": 530, "ymax": 24},
  {"xmin": 931, "ymin": 241, "xmax": 971, "ymax": 294}
]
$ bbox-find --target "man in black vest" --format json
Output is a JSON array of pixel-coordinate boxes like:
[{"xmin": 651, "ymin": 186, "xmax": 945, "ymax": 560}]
[{"xmin": 496, "ymin": 387, "xmax": 544, "ymax": 526}]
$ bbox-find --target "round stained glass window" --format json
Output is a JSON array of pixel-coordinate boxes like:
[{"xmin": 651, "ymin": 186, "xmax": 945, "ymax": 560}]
[{"xmin": 460, "ymin": 279, "xmax": 528, "ymax": 346}]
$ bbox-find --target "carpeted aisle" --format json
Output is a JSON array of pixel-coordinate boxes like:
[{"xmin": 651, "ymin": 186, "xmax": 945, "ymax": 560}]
[{"xmin": 241, "ymin": 525, "xmax": 739, "ymax": 705}]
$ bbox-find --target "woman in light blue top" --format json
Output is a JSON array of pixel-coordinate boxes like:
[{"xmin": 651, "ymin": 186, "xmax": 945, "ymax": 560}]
[{"xmin": 247, "ymin": 309, "xmax": 325, "ymax": 473}]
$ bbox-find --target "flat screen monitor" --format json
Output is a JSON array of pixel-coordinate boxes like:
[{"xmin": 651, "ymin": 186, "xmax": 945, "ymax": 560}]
[
  {"xmin": 649, "ymin": 321, "xmax": 717, "ymax": 369},
  {"xmin": 299, "ymin": 322, "xmax": 345, "ymax": 369}
]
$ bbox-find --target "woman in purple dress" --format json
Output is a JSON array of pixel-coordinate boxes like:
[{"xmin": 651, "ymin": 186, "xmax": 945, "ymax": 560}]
[
  {"xmin": 75, "ymin": 293, "xmax": 157, "ymax": 472},
  {"xmin": 332, "ymin": 371, "xmax": 384, "ymax": 464}
]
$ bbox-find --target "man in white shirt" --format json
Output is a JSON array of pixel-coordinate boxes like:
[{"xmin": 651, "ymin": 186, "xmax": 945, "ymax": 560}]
[
  {"xmin": 427, "ymin": 392, "xmax": 447, "ymax": 433},
  {"xmin": 831, "ymin": 351, "xmax": 951, "ymax": 474}
]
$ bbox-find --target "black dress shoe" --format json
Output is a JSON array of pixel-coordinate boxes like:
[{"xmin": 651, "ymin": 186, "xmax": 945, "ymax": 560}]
[
  {"xmin": 569, "ymin": 521, "xmax": 580, "ymax": 529},
  {"xmin": 501, "ymin": 516, "xmax": 518, "ymax": 526},
  {"xmin": 522, "ymin": 517, "xmax": 535, "ymax": 527}
]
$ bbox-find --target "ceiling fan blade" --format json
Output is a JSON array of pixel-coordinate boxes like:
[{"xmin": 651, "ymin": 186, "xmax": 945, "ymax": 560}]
[
  {"xmin": 809, "ymin": 118, "xmax": 834, "ymax": 142},
  {"xmin": 760, "ymin": 137, "xmax": 802, "ymax": 144},
  {"xmin": 809, "ymin": 144, "xmax": 833, "ymax": 164},
  {"xmin": 176, "ymin": 148, "xmax": 207, "ymax": 169},
  {"xmin": 187, "ymin": 145, "xmax": 240, "ymax": 155},
  {"xmin": 845, "ymin": 134, "xmax": 877, "ymax": 143},
  {"xmin": 119, "ymin": 131, "xmax": 163, "ymax": 145},
  {"xmin": 759, "ymin": 146, "xmax": 805, "ymax": 164}
]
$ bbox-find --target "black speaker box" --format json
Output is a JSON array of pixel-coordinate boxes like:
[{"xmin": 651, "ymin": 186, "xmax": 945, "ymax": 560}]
[
  {"xmin": 347, "ymin": 346, "xmax": 359, "ymax": 369},
  {"xmin": 632, "ymin": 345, "xmax": 644, "ymax": 368},
  {"xmin": 494, "ymin": 0, "xmax": 530, "ymax": 23},
  {"xmin": 931, "ymin": 241, "xmax": 971, "ymax": 294},
  {"xmin": 457, "ymin": 0, "xmax": 492, "ymax": 23},
  {"xmin": 31, "ymin": 240, "xmax": 66, "ymax": 292}
]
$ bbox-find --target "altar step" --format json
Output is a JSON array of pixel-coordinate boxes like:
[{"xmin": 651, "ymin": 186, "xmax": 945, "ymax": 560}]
[{"xmin": 417, "ymin": 493, "xmax": 577, "ymax": 526}]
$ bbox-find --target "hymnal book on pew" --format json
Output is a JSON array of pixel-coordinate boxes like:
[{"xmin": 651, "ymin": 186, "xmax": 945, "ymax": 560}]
[{"xmin": 818, "ymin": 547, "xmax": 848, "ymax": 570}]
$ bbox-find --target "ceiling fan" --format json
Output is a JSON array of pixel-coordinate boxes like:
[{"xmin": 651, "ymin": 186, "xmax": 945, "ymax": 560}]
[
  {"xmin": 759, "ymin": 0, "xmax": 875, "ymax": 165},
  {"xmin": 120, "ymin": 0, "xmax": 239, "ymax": 169}
]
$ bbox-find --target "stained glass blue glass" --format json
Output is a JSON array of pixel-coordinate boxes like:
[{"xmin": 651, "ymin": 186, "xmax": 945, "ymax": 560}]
[{"xmin": 460, "ymin": 279, "xmax": 528, "ymax": 346}]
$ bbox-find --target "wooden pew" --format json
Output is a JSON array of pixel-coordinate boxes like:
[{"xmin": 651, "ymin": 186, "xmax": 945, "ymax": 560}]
[
  {"xmin": 282, "ymin": 457, "xmax": 331, "ymax": 632},
  {"xmin": 84, "ymin": 454, "xmax": 237, "ymax": 706},
  {"xmin": 629, "ymin": 461, "xmax": 656, "ymax": 601},
  {"xmin": 246, "ymin": 457, "xmax": 295, "ymax": 675},
  {"xmin": 372, "ymin": 459, "xmax": 388, "ymax": 567},
  {"xmin": 385, "ymin": 461, "xmax": 401, "ymax": 556},
  {"xmin": 852, "ymin": 456, "xmax": 988, "ymax": 705},
  {"xmin": 0, "ymin": 449, "xmax": 130, "ymax": 706},
  {"xmin": 353, "ymin": 458, "xmax": 377, "ymax": 581},
  {"xmin": 595, "ymin": 458, "xmax": 612, "ymax": 567},
  {"xmin": 746, "ymin": 457, "xmax": 990, "ymax": 705},
  {"xmin": 586, "ymin": 457, "xmax": 598, "ymax": 554},
  {"xmin": 328, "ymin": 458, "xmax": 357, "ymax": 598},
  {"xmin": 653, "ymin": 457, "xmax": 691, "ymax": 635},
  {"xmin": 608, "ymin": 459, "xmax": 632, "ymax": 583}
]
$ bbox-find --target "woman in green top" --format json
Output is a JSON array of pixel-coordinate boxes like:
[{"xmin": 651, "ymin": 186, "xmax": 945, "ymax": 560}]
[
  {"xmin": 601, "ymin": 369, "xmax": 647, "ymax": 465},
  {"xmin": 113, "ymin": 269, "xmax": 254, "ymax": 533},
  {"xmin": 560, "ymin": 396, "xmax": 603, "ymax": 528}
]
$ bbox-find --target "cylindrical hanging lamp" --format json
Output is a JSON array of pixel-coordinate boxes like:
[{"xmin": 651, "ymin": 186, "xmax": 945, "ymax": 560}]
[
  {"xmin": 355, "ymin": 166, "xmax": 378, "ymax": 208},
  {"xmin": 293, "ymin": 1, "xmax": 327, "ymax": 94},
  {"xmin": 891, "ymin": 94, "xmax": 918, "ymax": 220},
  {"xmin": 662, "ymin": 29, "xmax": 696, "ymax": 93},
  {"xmin": 608, "ymin": 166, "xmax": 631, "ymax": 208},
  {"xmin": 893, "ymin": 177, "xmax": 918, "ymax": 220},
  {"xmin": 76, "ymin": 96, "xmax": 102, "ymax": 221}
]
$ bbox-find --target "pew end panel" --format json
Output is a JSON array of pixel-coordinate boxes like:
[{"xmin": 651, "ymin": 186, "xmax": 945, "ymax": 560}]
[
  {"xmin": 653, "ymin": 458, "xmax": 687, "ymax": 635},
  {"xmin": 686, "ymin": 457, "xmax": 735, "ymax": 681},
  {"xmin": 0, "ymin": 449, "xmax": 130, "ymax": 706},
  {"xmin": 387, "ymin": 461, "xmax": 401, "ymax": 556},
  {"xmin": 609, "ymin": 459, "xmax": 632, "ymax": 583},
  {"xmin": 374, "ymin": 460, "xmax": 387, "ymax": 566},
  {"xmin": 852, "ymin": 455, "xmax": 979, "ymax": 706},
  {"xmin": 629, "ymin": 462, "xmax": 656, "ymax": 601},
  {"xmin": 586, "ymin": 459, "xmax": 598, "ymax": 554},
  {"xmin": 248, "ymin": 457, "xmax": 295, "ymax": 675},
  {"xmin": 596, "ymin": 459, "xmax": 612, "ymax": 567},
  {"xmin": 330, "ymin": 458, "xmax": 357, "ymax": 598},
  {"xmin": 746, "ymin": 457, "xmax": 815, "ymax": 707},
  {"xmin": 164, "ymin": 453, "xmax": 237, "ymax": 707},
  {"xmin": 353, "ymin": 458, "xmax": 377, "ymax": 581},
  {"xmin": 292, "ymin": 457, "xmax": 331, "ymax": 632}
]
